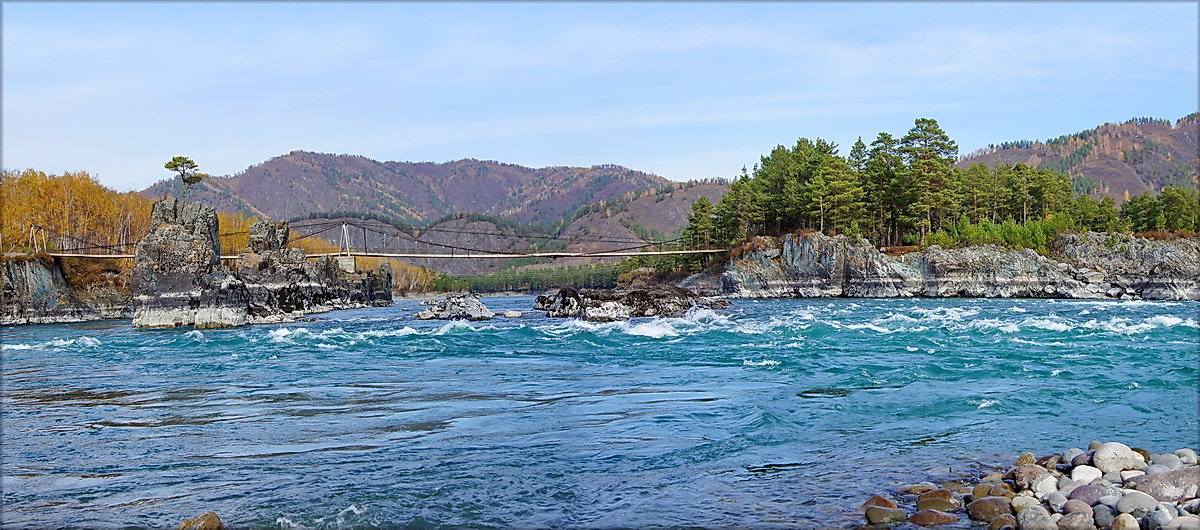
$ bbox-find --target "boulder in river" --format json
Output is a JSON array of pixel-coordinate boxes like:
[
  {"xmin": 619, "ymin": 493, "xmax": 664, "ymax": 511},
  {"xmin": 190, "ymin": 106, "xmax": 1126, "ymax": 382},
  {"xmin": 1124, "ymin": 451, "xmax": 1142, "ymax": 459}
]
[
  {"xmin": 416, "ymin": 294, "xmax": 494, "ymax": 321},
  {"xmin": 534, "ymin": 285, "xmax": 728, "ymax": 322}
]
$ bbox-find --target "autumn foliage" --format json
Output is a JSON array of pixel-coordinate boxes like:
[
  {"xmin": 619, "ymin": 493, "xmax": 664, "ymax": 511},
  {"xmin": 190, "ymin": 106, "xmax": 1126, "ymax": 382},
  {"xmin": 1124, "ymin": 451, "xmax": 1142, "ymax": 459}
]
[{"xmin": 1, "ymin": 169, "xmax": 439, "ymax": 293}]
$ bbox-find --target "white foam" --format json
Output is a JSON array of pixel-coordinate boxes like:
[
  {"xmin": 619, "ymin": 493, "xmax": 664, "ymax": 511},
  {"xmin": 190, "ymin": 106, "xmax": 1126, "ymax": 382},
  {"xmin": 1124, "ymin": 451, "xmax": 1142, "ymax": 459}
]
[
  {"xmin": 1009, "ymin": 306, "xmax": 1028, "ymax": 313},
  {"xmin": 845, "ymin": 323, "xmax": 892, "ymax": 333},
  {"xmin": 1024, "ymin": 318, "xmax": 1072, "ymax": 332},
  {"xmin": 743, "ymin": 359, "xmax": 781, "ymax": 367},
  {"xmin": 624, "ymin": 320, "xmax": 679, "ymax": 338},
  {"xmin": 904, "ymin": 346, "xmax": 919, "ymax": 352},
  {"xmin": 974, "ymin": 399, "xmax": 999, "ymax": 409},
  {"xmin": 184, "ymin": 330, "xmax": 205, "ymax": 342},
  {"xmin": 3, "ymin": 337, "xmax": 100, "ymax": 350}
]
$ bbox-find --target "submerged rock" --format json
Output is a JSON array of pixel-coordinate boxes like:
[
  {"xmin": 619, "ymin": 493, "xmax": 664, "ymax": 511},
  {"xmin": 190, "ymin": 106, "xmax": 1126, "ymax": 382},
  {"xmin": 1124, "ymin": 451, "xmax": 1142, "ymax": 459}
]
[
  {"xmin": 534, "ymin": 285, "xmax": 728, "ymax": 322},
  {"xmin": 178, "ymin": 511, "xmax": 224, "ymax": 530},
  {"xmin": 416, "ymin": 294, "xmax": 494, "ymax": 321}
]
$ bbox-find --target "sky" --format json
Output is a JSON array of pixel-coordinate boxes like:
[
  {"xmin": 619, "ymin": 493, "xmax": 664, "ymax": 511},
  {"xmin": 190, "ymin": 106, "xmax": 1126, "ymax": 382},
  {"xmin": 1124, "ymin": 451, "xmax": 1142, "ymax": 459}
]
[{"xmin": 3, "ymin": 2, "xmax": 1197, "ymax": 191}]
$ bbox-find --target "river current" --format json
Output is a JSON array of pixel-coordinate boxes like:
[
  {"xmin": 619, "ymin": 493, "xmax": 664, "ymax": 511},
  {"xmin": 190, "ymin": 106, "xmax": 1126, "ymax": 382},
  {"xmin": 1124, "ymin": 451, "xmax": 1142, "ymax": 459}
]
[{"xmin": 2, "ymin": 297, "xmax": 1197, "ymax": 528}]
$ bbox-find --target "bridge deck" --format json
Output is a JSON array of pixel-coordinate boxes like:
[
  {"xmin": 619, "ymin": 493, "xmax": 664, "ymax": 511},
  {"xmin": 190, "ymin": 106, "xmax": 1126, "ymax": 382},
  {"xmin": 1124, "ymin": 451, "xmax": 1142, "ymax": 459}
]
[{"xmin": 43, "ymin": 249, "xmax": 728, "ymax": 260}]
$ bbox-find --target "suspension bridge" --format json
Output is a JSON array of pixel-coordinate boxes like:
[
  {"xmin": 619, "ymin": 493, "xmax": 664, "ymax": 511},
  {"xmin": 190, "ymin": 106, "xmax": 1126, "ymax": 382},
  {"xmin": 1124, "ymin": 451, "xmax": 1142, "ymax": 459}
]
[{"xmin": 16, "ymin": 217, "xmax": 728, "ymax": 262}]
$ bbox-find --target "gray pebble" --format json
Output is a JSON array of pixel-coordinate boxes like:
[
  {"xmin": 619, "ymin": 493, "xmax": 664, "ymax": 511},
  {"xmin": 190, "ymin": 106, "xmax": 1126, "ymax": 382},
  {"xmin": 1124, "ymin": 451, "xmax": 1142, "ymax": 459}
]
[
  {"xmin": 1098, "ymin": 494, "xmax": 1122, "ymax": 508},
  {"xmin": 1176, "ymin": 448, "xmax": 1198, "ymax": 465},
  {"xmin": 1182, "ymin": 499, "xmax": 1200, "ymax": 515},
  {"xmin": 1057, "ymin": 476, "xmax": 1076, "ymax": 490},
  {"xmin": 1073, "ymin": 451, "xmax": 1095, "ymax": 467},
  {"xmin": 1047, "ymin": 491, "xmax": 1068, "ymax": 513},
  {"xmin": 1062, "ymin": 448, "xmax": 1084, "ymax": 464},
  {"xmin": 1117, "ymin": 490, "xmax": 1158, "ymax": 517},
  {"xmin": 1153, "ymin": 453, "xmax": 1185, "ymax": 470},
  {"xmin": 1057, "ymin": 511, "xmax": 1093, "ymax": 530},
  {"xmin": 1092, "ymin": 504, "xmax": 1117, "ymax": 528},
  {"xmin": 1148, "ymin": 504, "xmax": 1176, "ymax": 530},
  {"xmin": 1145, "ymin": 464, "xmax": 1173, "ymax": 476}
]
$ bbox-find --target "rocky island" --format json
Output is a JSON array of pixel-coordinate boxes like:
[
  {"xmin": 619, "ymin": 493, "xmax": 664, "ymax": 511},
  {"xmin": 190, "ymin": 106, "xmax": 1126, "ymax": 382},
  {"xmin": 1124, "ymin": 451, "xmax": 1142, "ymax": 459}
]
[{"xmin": 131, "ymin": 197, "xmax": 392, "ymax": 328}]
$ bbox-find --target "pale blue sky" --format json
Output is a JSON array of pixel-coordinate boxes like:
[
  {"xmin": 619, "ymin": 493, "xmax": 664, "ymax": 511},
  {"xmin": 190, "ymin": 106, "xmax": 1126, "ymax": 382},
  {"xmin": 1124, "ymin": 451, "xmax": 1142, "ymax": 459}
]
[{"xmin": 3, "ymin": 2, "xmax": 1197, "ymax": 191}]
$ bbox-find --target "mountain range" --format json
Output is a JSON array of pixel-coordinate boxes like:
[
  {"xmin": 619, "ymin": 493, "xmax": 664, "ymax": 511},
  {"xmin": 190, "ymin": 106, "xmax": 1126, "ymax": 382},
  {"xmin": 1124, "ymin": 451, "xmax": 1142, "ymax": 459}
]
[{"xmin": 956, "ymin": 113, "xmax": 1198, "ymax": 200}]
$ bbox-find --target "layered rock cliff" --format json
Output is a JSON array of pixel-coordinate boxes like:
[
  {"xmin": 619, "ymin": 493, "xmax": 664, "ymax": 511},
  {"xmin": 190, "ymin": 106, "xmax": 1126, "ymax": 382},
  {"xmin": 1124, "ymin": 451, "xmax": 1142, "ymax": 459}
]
[
  {"xmin": 680, "ymin": 232, "xmax": 1199, "ymax": 301},
  {"xmin": 1, "ymin": 254, "xmax": 132, "ymax": 325},
  {"xmin": 131, "ymin": 198, "xmax": 392, "ymax": 328}
]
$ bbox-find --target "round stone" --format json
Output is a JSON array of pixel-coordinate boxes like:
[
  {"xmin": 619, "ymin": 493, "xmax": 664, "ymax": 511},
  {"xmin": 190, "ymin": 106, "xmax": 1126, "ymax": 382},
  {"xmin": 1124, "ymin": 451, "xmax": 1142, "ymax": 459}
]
[
  {"xmin": 1165, "ymin": 515, "xmax": 1200, "ymax": 530},
  {"xmin": 1062, "ymin": 499, "xmax": 1092, "ymax": 515},
  {"xmin": 1033, "ymin": 475, "xmax": 1059, "ymax": 498},
  {"xmin": 859, "ymin": 494, "xmax": 898, "ymax": 510},
  {"xmin": 1094, "ymin": 442, "xmax": 1144, "ymax": 474},
  {"xmin": 899, "ymin": 482, "xmax": 939, "ymax": 494},
  {"xmin": 1072, "ymin": 465, "xmax": 1103, "ymax": 484},
  {"xmin": 865, "ymin": 506, "xmax": 908, "ymax": 524},
  {"xmin": 1057, "ymin": 511, "xmax": 1094, "ymax": 530},
  {"xmin": 1011, "ymin": 464, "xmax": 1052, "ymax": 490},
  {"xmin": 1148, "ymin": 504, "xmax": 1176, "ymax": 530},
  {"xmin": 908, "ymin": 509, "xmax": 959, "ymax": 526},
  {"xmin": 1154, "ymin": 454, "xmax": 1185, "ymax": 470},
  {"xmin": 1015, "ymin": 451, "xmax": 1037, "ymax": 466},
  {"xmin": 1073, "ymin": 451, "xmax": 1095, "ymax": 467},
  {"xmin": 1011, "ymin": 495, "xmax": 1040, "ymax": 513},
  {"xmin": 1016, "ymin": 505, "xmax": 1056, "ymax": 530},
  {"xmin": 973, "ymin": 483, "xmax": 994, "ymax": 499},
  {"xmin": 1046, "ymin": 491, "xmax": 1068, "ymax": 513},
  {"xmin": 1093, "ymin": 504, "xmax": 1117, "ymax": 528},
  {"xmin": 916, "ymin": 496, "xmax": 958, "ymax": 513},
  {"xmin": 968, "ymin": 496, "xmax": 1014, "ymax": 522},
  {"xmin": 1111, "ymin": 513, "xmax": 1139, "ymax": 530},
  {"xmin": 1175, "ymin": 449, "xmax": 1198, "ymax": 465},
  {"xmin": 1145, "ymin": 464, "xmax": 1173, "ymax": 476},
  {"xmin": 1069, "ymin": 484, "xmax": 1103, "ymax": 506},
  {"xmin": 1062, "ymin": 448, "xmax": 1085, "ymax": 464},
  {"xmin": 988, "ymin": 513, "xmax": 1017, "ymax": 530},
  {"xmin": 1116, "ymin": 490, "xmax": 1158, "ymax": 517}
]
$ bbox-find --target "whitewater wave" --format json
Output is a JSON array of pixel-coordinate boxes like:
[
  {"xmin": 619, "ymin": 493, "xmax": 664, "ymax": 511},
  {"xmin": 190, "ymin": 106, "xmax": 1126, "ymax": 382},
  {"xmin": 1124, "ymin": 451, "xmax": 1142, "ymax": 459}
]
[
  {"xmin": 1, "ymin": 336, "xmax": 100, "ymax": 351},
  {"xmin": 743, "ymin": 359, "xmax": 781, "ymax": 367}
]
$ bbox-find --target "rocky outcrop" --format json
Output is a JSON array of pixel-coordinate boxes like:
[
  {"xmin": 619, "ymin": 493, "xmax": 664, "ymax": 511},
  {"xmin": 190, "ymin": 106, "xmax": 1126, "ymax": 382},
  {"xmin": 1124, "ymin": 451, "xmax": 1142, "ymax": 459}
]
[
  {"xmin": 1, "ymin": 254, "xmax": 131, "ymax": 325},
  {"xmin": 131, "ymin": 198, "xmax": 392, "ymax": 328},
  {"xmin": 131, "ymin": 198, "xmax": 250, "ymax": 328},
  {"xmin": 1054, "ymin": 232, "xmax": 1200, "ymax": 300},
  {"xmin": 534, "ymin": 285, "xmax": 729, "ymax": 321},
  {"xmin": 682, "ymin": 232, "xmax": 1199, "ymax": 300},
  {"xmin": 416, "ymin": 294, "xmax": 494, "ymax": 320}
]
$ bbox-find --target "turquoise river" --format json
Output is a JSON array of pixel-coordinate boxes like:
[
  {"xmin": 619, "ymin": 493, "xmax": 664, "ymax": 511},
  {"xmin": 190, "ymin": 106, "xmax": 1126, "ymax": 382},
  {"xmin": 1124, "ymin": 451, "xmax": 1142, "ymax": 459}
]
[{"xmin": 2, "ymin": 297, "xmax": 1197, "ymax": 528}]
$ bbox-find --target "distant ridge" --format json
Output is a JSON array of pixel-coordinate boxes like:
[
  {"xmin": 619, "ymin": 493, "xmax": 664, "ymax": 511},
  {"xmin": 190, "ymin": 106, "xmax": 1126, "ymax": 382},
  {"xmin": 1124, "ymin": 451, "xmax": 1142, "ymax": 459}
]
[
  {"xmin": 956, "ymin": 113, "xmax": 1199, "ymax": 200},
  {"xmin": 143, "ymin": 151, "xmax": 678, "ymax": 226}
]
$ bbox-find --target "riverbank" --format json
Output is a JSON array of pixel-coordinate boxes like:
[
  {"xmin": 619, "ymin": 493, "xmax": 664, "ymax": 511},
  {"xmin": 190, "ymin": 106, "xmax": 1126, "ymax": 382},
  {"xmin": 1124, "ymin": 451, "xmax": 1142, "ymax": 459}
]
[
  {"xmin": 681, "ymin": 231, "xmax": 1200, "ymax": 301},
  {"xmin": 859, "ymin": 441, "xmax": 1200, "ymax": 529}
]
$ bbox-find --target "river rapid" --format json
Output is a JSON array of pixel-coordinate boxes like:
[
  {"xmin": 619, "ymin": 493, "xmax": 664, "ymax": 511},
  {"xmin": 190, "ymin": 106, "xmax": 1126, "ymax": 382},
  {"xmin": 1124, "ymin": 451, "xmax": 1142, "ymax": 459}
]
[{"xmin": 2, "ymin": 297, "xmax": 1197, "ymax": 528}]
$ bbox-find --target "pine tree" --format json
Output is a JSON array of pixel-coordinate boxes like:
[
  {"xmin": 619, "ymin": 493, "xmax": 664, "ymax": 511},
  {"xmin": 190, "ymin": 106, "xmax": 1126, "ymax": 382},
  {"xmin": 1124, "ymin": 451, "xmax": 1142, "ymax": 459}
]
[{"xmin": 900, "ymin": 118, "xmax": 958, "ymax": 244}]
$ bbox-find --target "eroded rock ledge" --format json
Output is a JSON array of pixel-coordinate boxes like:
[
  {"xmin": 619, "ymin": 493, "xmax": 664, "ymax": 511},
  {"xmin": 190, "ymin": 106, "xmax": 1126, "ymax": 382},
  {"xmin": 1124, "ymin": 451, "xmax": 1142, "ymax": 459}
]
[
  {"xmin": 132, "ymin": 198, "xmax": 391, "ymax": 328},
  {"xmin": 680, "ymin": 232, "xmax": 1199, "ymax": 300}
]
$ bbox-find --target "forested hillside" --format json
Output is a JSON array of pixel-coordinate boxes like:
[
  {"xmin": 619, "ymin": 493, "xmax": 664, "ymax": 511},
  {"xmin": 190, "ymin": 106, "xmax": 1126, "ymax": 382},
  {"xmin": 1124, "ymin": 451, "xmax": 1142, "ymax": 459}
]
[
  {"xmin": 142, "ymin": 151, "xmax": 674, "ymax": 226},
  {"xmin": 957, "ymin": 114, "xmax": 1199, "ymax": 200},
  {"xmin": 679, "ymin": 118, "xmax": 1199, "ymax": 261}
]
